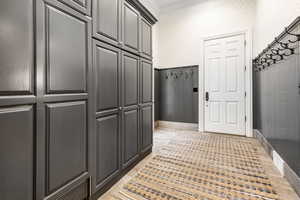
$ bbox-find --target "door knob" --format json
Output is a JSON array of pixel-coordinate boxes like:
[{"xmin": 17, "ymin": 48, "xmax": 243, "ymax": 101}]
[{"xmin": 205, "ymin": 92, "xmax": 209, "ymax": 101}]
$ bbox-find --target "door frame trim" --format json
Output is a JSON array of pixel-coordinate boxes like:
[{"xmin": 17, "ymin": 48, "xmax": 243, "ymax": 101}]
[{"xmin": 199, "ymin": 29, "xmax": 253, "ymax": 137}]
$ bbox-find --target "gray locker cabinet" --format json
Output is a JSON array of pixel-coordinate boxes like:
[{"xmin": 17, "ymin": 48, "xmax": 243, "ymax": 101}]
[
  {"xmin": 46, "ymin": 101, "xmax": 88, "ymax": 194},
  {"xmin": 140, "ymin": 59, "xmax": 153, "ymax": 104},
  {"xmin": 35, "ymin": 0, "xmax": 92, "ymax": 199},
  {"xmin": 44, "ymin": 2, "xmax": 89, "ymax": 94},
  {"xmin": 93, "ymin": 0, "xmax": 121, "ymax": 46},
  {"xmin": 122, "ymin": 1, "xmax": 140, "ymax": 54},
  {"xmin": 141, "ymin": 105, "xmax": 153, "ymax": 152},
  {"xmin": 59, "ymin": 0, "xmax": 91, "ymax": 15},
  {"xmin": 140, "ymin": 18, "xmax": 152, "ymax": 59},
  {"xmin": 122, "ymin": 52, "xmax": 139, "ymax": 107},
  {"xmin": 0, "ymin": 0, "xmax": 34, "ymax": 95},
  {"xmin": 95, "ymin": 113, "xmax": 121, "ymax": 189},
  {"xmin": 122, "ymin": 108, "xmax": 139, "ymax": 167},
  {"xmin": 0, "ymin": 1, "xmax": 36, "ymax": 199},
  {"xmin": 0, "ymin": 106, "xmax": 34, "ymax": 200},
  {"xmin": 94, "ymin": 41, "xmax": 121, "ymax": 112}
]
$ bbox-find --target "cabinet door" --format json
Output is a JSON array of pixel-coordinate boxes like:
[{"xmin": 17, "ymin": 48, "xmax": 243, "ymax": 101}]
[
  {"xmin": 35, "ymin": 1, "xmax": 91, "ymax": 199},
  {"xmin": 46, "ymin": 101, "xmax": 87, "ymax": 194},
  {"xmin": 94, "ymin": 41, "xmax": 120, "ymax": 112},
  {"xmin": 96, "ymin": 113, "xmax": 120, "ymax": 189},
  {"xmin": 123, "ymin": 52, "xmax": 139, "ymax": 107},
  {"xmin": 141, "ymin": 18, "xmax": 152, "ymax": 59},
  {"xmin": 141, "ymin": 59, "xmax": 152, "ymax": 104},
  {"xmin": 0, "ymin": 106, "xmax": 34, "ymax": 200},
  {"xmin": 141, "ymin": 106, "xmax": 153, "ymax": 152},
  {"xmin": 123, "ymin": 108, "xmax": 139, "ymax": 167},
  {"xmin": 93, "ymin": 0, "xmax": 120, "ymax": 46},
  {"xmin": 0, "ymin": 0, "xmax": 34, "ymax": 95},
  {"xmin": 122, "ymin": 1, "xmax": 139, "ymax": 54},
  {"xmin": 59, "ymin": 0, "xmax": 91, "ymax": 15}
]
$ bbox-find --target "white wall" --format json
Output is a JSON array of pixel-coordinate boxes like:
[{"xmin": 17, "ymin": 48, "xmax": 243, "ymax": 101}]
[
  {"xmin": 254, "ymin": 0, "xmax": 300, "ymax": 56},
  {"xmin": 157, "ymin": 0, "xmax": 256, "ymax": 68},
  {"xmin": 139, "ymin": 0, "xmax": 159, "ymax": 19}
]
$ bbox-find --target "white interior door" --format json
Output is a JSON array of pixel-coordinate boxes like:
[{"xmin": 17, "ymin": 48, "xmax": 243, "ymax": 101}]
[{"xmin": 204, "ymin": 34, "xmax": 246, "ymax": 136}]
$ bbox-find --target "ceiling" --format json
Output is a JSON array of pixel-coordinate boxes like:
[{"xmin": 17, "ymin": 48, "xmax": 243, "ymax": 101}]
[{"xmin": 152, "ymin": 0, "xmax": 184, "ymax": 9}]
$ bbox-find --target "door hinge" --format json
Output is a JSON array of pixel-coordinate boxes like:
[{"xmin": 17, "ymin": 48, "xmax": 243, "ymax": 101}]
[
  {"xmin": 244, "ymin": 40, "xmax": 247, "ymax": 46},
  {"xmin": 245, "ymin": 65, "xmax": 247, "ymax": 71},
  {"xmin": 245, "ymin": 116, "xmax": 247, "ymax": 122},
  {"xmin": 245, "ymin": 92, "xmax": 247, "ymax": 98}
]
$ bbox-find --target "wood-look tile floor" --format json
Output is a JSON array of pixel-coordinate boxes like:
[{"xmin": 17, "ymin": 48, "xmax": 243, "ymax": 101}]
[{"xmin": 99, "ymin": 128, "xmax": 300, "ymax": 200}]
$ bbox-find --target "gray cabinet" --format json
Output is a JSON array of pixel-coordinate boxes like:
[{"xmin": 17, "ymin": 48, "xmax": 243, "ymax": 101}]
[
  {"xmin": 123, "ymin": 108, "xmax": 139, "ymax": 167},
  {"xmin": 141, "ymin": 18, "xmax": 152, "ymax": 59},
  {"xmin": 93, "ymin": 40, "xmax": 121, "ymax": 191},
  {"xmin": 123, "ymin": 52, "xmax": 139, "ymax": 107},
  {"xmin": 59, "ymin": 0, "xmax": 91, "ymax": 15},
  {"xmin": 93, "ymin": 0, "xmax": 121, "ymax": 46},
  {"xmin": 96, "ymin": 113, "xmax": 120, "ymax": 188},
  {"xmin": 0, "ymin": 0, "xmax": 155, "ymax": 199},
  {"xmin": 35, "ymin": 0, "xmax": 92, "ymax": 199},
  {"xmin": 0, "ymin": 1, "xmax": 35, "ymax": 199},
  {"xmin": 122, "ymin": 1, "xmax": 140, "ymax": 54},
  {"xmin": 94, "ymin": 41, "xmax": 121, "ymax": 112},
  {"xmin": 0, "ymin": 106, "xmax": 34, "ymax": 200},
  {"xmin": 46, "ymin": 102, "xmax": 87, "ymax": 194},
  {"xmin": 0, "ymin": 0, "xmax": 34, "ymax": 95},
  {"xmin": 141, "ymin": 59, "xmax": 153, "ymax": 104},
  {"xmin": 141, "ymin": 106, "xmax": 153, "ymax": 152}
]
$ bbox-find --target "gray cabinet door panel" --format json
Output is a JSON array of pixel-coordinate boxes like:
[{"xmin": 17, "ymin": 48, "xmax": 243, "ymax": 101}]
[
  {"xmin": 93, "ymin": 0, "xmax": 120, "ymax": 46},
  {"xmin": 0, "ymin": 106, "xmax": 34, "ymax": 200},
  {"xmin": 141, "ymin": 60, "xmax": 152, "ymax": 103},
  {"xmin": 141, "ymin": 106, "xmax": 152, "ymax": 151},
  {"xmin": 46, "ymin": 101, "xmax": 87, "ymax": 194},
  {"xmin": 96, "ymin": 114, "xmax": 120, "ymax": 188},
  {"xmin": 123, "ymin": 53, "xmax": 139, "ymax": 107},
  {"xmin": 141, "ymin": 18, "xmax": 152, "ymax": 59},
  {"xmin": 46, "ymin": 4, "xmax": 88, "ymax": 94},
  {"xmin": 59, "ymin": 0, "xmax": 91, "ymax": 15},
  {"xmin": 94, "ymin": 42, "xmax": 120, "ymax": 112},
  {"xmin": 123, "ymin": 2, "xmax": 139, "ymax": 53},
  {"xmin": 123, "ymin": 108, "xmax": 139, "ymax": 166},
  {"xmin": 0, "ymin": 0, "xmax": 34, "ymax": 95}
]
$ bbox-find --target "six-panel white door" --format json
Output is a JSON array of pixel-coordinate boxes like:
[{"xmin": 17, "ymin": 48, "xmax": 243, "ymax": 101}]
[{"xmin": 204, "ymin": 34, "xmax": 246, "ymax": 135}]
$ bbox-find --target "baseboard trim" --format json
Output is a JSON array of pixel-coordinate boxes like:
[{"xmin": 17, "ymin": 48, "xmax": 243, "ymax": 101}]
[
  {"xmin": 253, "ymin": 129, "xmax": 300, "ymax": 197},
  {"xmin": 157, "ymin": 121, "xmax": 198, "ymax": 131}
]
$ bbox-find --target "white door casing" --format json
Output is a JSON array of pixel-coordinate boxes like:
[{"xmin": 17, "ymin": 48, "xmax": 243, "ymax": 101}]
[{"xmin": 204, "ymin": 34, "xmax": 246, "ymax": 135}]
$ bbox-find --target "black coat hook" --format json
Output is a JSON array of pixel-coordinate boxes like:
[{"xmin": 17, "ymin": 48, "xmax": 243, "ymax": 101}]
[{"xmin": 285, "ymin": 27, "xmax": 300, "ymax": 43}]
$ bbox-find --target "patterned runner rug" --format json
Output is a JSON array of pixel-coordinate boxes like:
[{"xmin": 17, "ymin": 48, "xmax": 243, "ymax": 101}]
[{"xmin": 114, "ymin": 133, "xmax": 280, "ymax": 200}]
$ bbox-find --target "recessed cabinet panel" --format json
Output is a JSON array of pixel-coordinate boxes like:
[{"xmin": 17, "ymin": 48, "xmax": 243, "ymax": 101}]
[
  {"xmin": 46, "ymin": 4, "xmax": 87, "ymax": 93},
  {"xmin": 141, "ymin": 106, "xmax": 152, "ymax": 151},
  {"xmin": 96, "ymin": 114, "xmax": 120, "ymax": 186},
  {"xmin": 59, "ymin": 0, "xmax": 91, "ymax": 15},
  {"xmin": 46, "ymin": 101, "xmax": 87, "ymax": 194},
  {"xmin": 141, "ymin": 18, "xmax": 152, "ymax": 58},
  {"xmin": 141, "ymin": 60, "xmax": 152, "ymax": 103},
  {"xmin": 95, "ymin": 43, "xmax": 120, "ymax": 111},
  {"xmin": 123, "ymin": 109, "xmax": 139, "ymax": 165},
  {"xmin": 123, "ymin": 2, "xmax": 139, "ymax": 53},
  {"xmin": 123, "ymin": 53, "xmax": 139, "ymax": 107},
  {"xmin": 0, "ymin": 106, "xmax": 34, "ymax": 200},
  {"xmin": 0, "ymin": 0, "xmax": 33, "ymax": 94},
  {"xmin": 93, "ymin": 0, "xmax": 120, "ymax": 45}
]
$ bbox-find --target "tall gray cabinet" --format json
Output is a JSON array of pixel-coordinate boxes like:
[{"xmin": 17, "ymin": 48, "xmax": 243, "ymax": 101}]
[{"xmin": 0, "ymin": 0, "xmax": 157, "ymax": 199}]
